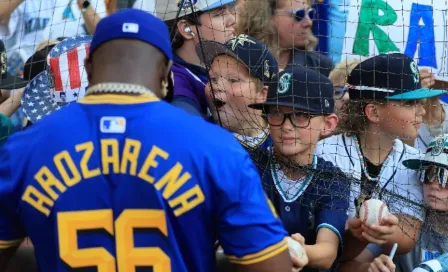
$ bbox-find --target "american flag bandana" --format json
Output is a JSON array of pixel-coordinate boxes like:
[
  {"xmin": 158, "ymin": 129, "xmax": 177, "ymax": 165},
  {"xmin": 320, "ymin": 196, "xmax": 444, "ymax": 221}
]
[
  {"xmin": 21, "ymin": 71, "xmax": 60, "ymax": 123},
  {"xmin": 47, "ymin": 35, "xmax": 92, "ymax": 104}
]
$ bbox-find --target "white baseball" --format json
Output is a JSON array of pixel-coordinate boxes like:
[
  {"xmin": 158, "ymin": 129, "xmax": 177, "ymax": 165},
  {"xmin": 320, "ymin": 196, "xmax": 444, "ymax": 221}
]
[
  {"xmin": 359, "ymin": 199, "xmax": 390, "ymax": 226},
  {"xmin": 287, "ymin": 237, "xmax": 304, "ymax": 258}
]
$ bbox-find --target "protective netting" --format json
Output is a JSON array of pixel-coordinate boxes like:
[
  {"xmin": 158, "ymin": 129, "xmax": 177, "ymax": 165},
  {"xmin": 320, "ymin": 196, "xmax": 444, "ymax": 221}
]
[{"xmin": 1, "ymin": 0, "xmax": 448, "ymax": 270}]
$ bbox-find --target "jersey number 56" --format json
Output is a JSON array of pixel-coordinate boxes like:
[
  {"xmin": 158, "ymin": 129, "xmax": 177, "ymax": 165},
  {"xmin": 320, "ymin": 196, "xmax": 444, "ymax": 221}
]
[{"xmin": 57, "ymin": 209, "xmax": 170, "ymax": 271}]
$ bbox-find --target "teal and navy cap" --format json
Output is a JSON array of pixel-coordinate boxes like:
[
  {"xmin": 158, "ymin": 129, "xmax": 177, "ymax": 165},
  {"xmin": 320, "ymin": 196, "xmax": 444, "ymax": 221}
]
[
  {"xmin": 90, "ymin": 9, "xmax": 172, "ymax": 61},
  {"xmin": 197, "ymin": 34, "xmax": 278, "ymax": 84},
  {"xmin": 347, "ymin": 53, "xmax": 446, "ymax": 100},
  {"xmin": 403, "ymin": 134, "xmax": 448, "ymax": 170}
]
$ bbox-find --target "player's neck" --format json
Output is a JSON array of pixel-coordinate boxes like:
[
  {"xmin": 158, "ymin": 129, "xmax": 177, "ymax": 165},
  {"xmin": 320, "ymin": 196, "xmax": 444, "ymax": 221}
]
[
  {"xmin": 358, "ymin": 129, "xmax": 394, "ymax": 166},
  {"xmin": 176, "ymin": 44, "xmax": 202, "ymax": 67},
  {"xmin": 89, "ymin": 74, "xmax": 162, "ymax": 97}
]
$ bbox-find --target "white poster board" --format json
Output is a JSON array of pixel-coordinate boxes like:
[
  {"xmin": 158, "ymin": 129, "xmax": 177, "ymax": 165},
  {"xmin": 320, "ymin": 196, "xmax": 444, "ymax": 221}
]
[{"xmin": 342, "ymin": 0, "xmax": 448, "ymax": 81}]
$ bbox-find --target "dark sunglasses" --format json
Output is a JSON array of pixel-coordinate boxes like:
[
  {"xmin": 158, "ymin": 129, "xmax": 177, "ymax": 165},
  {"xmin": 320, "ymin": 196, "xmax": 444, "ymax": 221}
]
[
  {"xmin": 419, "ymin": 166, "xmax": 448, "ymax": 188},
  {"xmin": 290, "ymin": 8, "xmax": 315, "ymax": 22},
  {"xmin": 334, "ymin": 86, "xmax": 347, "ymax": 100}
]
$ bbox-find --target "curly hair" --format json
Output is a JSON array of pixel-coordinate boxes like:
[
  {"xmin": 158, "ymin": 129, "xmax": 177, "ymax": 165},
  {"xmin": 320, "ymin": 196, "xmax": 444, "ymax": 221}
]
[
  {"xmin": 236, "ymin": 0, "xmax": 317, "ymax": 56},
  {"xmin": 328, "ymin": 59, "xmax": 361, "ymax": 87},
  {"xmin": 337, "ymin": 99, "xmax": 383, "ymax": 136}
]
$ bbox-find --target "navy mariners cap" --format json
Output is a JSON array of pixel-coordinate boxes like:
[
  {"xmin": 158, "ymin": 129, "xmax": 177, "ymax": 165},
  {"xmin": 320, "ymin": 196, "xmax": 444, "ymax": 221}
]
[
  {"xmin": 249, "ymin": 65, "xmax": 335, "ymax": 115},
  {"xmin": 197, "ymin": 34, "xmax": 278, "ymax": 84},
  {"xmin": 90, "ymin": 9, "xmax": 173, "ymax": 61},
  {"xmin": 347, "ymin": 53, "xmax": 446, "ymax": 100}
]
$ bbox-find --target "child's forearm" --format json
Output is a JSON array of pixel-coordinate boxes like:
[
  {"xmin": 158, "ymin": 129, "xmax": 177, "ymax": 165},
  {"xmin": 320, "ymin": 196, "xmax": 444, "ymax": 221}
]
[
  {"xmin": 304, "ymin": 242, "xmax": 338, "ymax": 270},
  {"xmin": 342, "ymin": 230, "xmax": 368, "ymax": 260}
]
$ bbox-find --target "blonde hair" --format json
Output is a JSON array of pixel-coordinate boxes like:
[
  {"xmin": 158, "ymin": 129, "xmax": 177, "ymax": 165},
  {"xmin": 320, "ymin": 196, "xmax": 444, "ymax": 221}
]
[
  {"xmin": 35, "ymin": 40, "xmax": 60, "ymax": 52},
  {"xmin": 328, "ymin": 59, "xmax": 361, "ymax": 87},
  {"xmin": 237, "ymin": 0, "xmax": 317, "ymax": 58}
]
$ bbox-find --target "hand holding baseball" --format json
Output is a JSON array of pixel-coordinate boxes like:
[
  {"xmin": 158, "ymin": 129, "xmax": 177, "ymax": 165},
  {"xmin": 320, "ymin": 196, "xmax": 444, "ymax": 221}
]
[
  {"xmin": 289, "ymin": 233, "xmax": 308, "ymax": 272},
  {"xmin": 348, "ymin": 217, "xmax": 368, "ymax": 243},
  {"xmin": 361, "ymin": 214, "xmax": 399, "ymax": 245},
  {"xmin": 368, "ymin": 254, "xmax": 396, "ymax": 272}
]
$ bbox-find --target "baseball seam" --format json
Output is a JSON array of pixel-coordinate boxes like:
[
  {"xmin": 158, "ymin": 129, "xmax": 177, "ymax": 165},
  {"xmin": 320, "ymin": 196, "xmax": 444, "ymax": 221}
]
[
  {"xmin": 378, "ymin": 203, "xmax": 386, "ymax": 225},
  {"xmin": 362, "ymin": 201, "xmax": 368, "ymax": 224}
]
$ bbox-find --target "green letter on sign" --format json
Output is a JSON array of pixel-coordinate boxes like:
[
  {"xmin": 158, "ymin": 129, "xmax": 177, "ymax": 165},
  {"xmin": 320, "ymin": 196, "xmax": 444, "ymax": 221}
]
[{"xmin": 353, "ymin": 0, "xmax": 399, "ymax": 56}]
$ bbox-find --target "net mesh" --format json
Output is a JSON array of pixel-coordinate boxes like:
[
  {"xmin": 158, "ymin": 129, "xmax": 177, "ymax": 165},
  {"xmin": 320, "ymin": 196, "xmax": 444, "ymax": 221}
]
[{"xmin": 1, "ymin": 0, "xmax": 448, "ymax": 268}]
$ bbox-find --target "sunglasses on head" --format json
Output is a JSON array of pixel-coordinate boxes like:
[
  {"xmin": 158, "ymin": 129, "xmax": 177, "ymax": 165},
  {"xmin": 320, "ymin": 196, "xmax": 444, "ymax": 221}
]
[
  {"xmin": 419, "ymin": 166, "xmax": 448, "ymax": 188},
  {"xmin": 290, "ymin": 8, "xmax": 315, "ymax": 22}
]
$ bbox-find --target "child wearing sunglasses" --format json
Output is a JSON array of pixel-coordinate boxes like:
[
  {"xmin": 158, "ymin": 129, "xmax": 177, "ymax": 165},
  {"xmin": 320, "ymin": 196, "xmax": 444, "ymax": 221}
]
[
  {"xmin": 364, "ymin": 135, "xmax": 448, "ymax": 272},
  {"xmin": 328, "ymin": 59, "xmax": 360, "ymax": 113},
  {"xmin": 316, "ymin": 53, "xmax": 447, "ymax": 268},
  {"xmin": 248, "ymin": 65, "xmax": 350, "ymax": 271}
]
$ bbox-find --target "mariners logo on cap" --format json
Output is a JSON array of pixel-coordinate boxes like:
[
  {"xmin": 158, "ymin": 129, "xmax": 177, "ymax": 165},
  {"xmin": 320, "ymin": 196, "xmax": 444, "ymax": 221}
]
[
  {"xmin": 0, "ymin": 52, "xmax": 6, "ymax": 76},
  {"xmin": 228, "ymin": 34, "xmax": 256, "ymax": 51},
  {"xmin": 278, "ymin": 73, "xmax": 292, "ymax": 94},
  {"xmin": 176, "ymin": 0, "xmax": 198, "ymax": 9},
  {"xmin": 431, "ymin": 136, "xmax": 447, "ymax": 156},
  {"xmin": 410, "ymin": 61, "xmax": 420, "ymax": 84}
]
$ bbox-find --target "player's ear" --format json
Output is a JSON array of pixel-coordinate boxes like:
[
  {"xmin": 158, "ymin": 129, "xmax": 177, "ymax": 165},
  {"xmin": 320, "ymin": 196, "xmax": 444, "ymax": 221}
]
[{"xmin": 84, "ymin": 56, "xmax": 92, "ymax": 83}]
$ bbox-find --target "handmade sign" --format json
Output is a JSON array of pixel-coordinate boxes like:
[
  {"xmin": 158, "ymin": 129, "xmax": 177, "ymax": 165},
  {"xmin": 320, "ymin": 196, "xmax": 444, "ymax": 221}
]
[{"xmin": 342, "ymin": 0, "xmax": 448, "ymax": 82}]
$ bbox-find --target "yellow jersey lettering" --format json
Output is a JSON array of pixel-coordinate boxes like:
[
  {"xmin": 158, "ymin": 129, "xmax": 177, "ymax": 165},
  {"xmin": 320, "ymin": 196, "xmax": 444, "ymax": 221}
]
[
  {"xmin": 138, "ymin": 145, "xmax": 169, "ymax": 184},
  {"xmin": 101, "ymin": 139, "xmax": 120, "ymax": 175},
  {"xmin": 169, "ymin": 185, "xmax": 205, "ymax": 217},
  {"xmin": 34, "ymin": 166, "xmax": 66, "ymax": 201},
  {"xmin": 54, "ymin": 151, "xmax": 82, "ymax": 187},
  {"xmin": 120, "ymin": 139, "xmax": 141, "ymax": 176},
  {"xmin": 22, "ymin": 185, "xmax": 54, "ymax": 216},
  {"xmin": 76, "ymin": 142, "xmax": 101, "ymax": 179},
  {"xmin": 155, "ymin": 162, "xmax": 191, "ymax": 199}
]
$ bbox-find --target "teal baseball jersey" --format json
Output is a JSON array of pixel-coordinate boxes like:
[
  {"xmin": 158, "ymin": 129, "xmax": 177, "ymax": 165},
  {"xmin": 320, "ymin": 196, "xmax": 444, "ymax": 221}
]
[{"xmin": 0, "ymin": 93, "xmax": 287, "ymax": 272}]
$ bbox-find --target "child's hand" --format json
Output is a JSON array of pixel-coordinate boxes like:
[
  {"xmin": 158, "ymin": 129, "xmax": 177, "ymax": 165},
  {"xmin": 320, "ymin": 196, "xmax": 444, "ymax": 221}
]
[
  {"xmin": 348, "ymin": 217, "xmax": 368, "ymax": 243},
  {"xmin": 290, "ymin": 233, "xmax": 308, "ymax": 272},
  {"xmin": 361, "ymin": 214, "xmax": 399, "ymax": 245},
  {"xmin": 419, "ymin": 68, "xmax": 436, "ymax": 88},
  {"xmin": 368, "ymin": 254, "xmax": 396, "ymax": 272}
]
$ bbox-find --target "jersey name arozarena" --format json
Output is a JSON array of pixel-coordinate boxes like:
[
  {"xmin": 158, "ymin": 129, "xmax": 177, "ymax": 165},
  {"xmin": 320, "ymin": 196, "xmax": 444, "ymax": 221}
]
[{"xmin": 22, "ymin": 138, "xmax": 205, "ymax": 217}]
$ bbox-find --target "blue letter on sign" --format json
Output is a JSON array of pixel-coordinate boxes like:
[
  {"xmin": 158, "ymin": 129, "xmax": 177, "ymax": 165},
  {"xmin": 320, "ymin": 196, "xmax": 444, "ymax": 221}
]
[{"xmin": 404, "ymin": 3, "xmax": 437, "ymax": 69}]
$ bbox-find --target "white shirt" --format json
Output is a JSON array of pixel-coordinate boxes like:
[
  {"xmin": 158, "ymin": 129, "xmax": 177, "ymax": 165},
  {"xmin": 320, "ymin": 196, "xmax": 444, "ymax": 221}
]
[
  {"xmin": 1, "ymin": 0, "xmax": 106, "ymax": 62},
  {"xmin": 315, "ymin": 134, "xmax": 425, "ymax": 221}
]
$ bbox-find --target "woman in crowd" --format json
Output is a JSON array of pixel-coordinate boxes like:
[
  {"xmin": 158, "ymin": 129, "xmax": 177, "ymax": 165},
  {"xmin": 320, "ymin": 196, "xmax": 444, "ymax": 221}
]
[
  {"xmin": 236, "ymin": 0, "xmax": 334, "ymax": 75},
  {"xmin": 316, "ymin": 53, "xmax": 447, "ymax": 268},
  {"xmin": 158, "ymin": 0, "xmax": 236, "ymax": 117}
]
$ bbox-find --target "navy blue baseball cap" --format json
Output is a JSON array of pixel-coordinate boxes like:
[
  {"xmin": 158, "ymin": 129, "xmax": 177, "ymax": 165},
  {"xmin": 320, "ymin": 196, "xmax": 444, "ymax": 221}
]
[
  {"xmin": 90, "ymin": 9, "xmax": 172, "ymax": 61},
  {"xmin": 347, "ymin": 53, "xmax": 446, "ymax": 100},
  {"xmin": 197, "ymin": 34, "xmax": 278, "ymax": 84},
  {"xmin": 249, "ymin": 65, "xmax": 335, "ymax": 115}
]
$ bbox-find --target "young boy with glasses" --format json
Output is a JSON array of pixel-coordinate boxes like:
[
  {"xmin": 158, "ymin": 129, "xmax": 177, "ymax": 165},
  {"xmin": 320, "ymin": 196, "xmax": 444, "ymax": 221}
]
[{"xmin": 248, "ymin": 65, "xmax": 350, "ymax": 271}]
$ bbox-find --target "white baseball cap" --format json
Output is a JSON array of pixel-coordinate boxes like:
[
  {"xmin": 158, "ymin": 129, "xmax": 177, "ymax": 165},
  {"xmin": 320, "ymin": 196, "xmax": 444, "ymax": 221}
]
[
  {"xmin": 156, "ymin": 0, "xmax": 235, "ymax": 21},
  {"xmin": 403, "ymin": 134, "xmax": 448, "ymax": 170}
]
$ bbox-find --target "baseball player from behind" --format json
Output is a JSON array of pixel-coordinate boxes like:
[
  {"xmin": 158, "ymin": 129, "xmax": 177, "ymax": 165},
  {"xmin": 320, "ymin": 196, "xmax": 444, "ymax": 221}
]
[{"xmin": 0, "ymin": 9, "xmax": 293, "ymax": 272}]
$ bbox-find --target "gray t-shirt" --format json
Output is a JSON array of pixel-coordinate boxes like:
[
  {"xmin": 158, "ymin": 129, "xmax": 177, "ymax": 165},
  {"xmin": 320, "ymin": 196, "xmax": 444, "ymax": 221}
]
[{"xmin": 396, "ymin": 217, "xmax": 448, "ymax": 272}]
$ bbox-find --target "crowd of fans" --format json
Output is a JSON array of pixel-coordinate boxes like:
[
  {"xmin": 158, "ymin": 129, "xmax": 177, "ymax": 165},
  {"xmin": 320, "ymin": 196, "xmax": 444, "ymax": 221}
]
[{"xmin": 0, "ymin": 0, "xmax": 448, "ymax": 271}]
